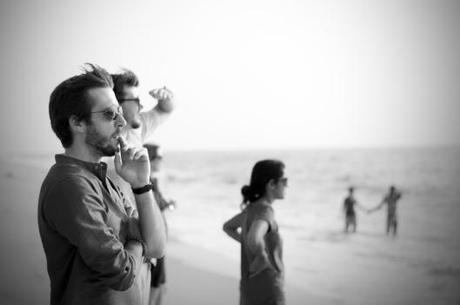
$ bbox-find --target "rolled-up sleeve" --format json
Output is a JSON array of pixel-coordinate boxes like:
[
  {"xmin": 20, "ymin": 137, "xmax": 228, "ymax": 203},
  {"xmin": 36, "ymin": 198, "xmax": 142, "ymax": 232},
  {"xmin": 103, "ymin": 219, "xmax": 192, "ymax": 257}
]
[
  {"xmin": 140, "ymin": 109, "xmax": 169, "ymax": 142},
  {"xmin": 43, "ymin": 176, "xmax": 142, "ymax": 291}
]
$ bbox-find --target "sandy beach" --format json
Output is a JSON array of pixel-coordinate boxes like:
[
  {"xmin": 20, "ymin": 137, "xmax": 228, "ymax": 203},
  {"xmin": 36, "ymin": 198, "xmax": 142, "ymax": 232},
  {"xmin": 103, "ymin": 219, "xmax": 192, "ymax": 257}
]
[
  {"xmin": 1, "ymin": 0, "xmax": 459, "ymax": 303},
  {"xmin": 0, "ymin": 157, "xmax": 337, "ymax": 305},
  {"xmin": 2, "ymin": 148, "xmax": 459, "ymax": 305}
]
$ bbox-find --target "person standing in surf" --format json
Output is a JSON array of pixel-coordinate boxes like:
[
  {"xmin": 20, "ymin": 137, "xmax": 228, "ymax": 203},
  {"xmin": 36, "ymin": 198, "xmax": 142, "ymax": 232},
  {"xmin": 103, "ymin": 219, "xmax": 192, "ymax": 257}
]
[
  {"xmin": 343, "ymin": 186, "xmax": 367, "ymax": 233},
  {"xmin": 369, "ymin": 185, "xmax": 402, "ymax": 235}
]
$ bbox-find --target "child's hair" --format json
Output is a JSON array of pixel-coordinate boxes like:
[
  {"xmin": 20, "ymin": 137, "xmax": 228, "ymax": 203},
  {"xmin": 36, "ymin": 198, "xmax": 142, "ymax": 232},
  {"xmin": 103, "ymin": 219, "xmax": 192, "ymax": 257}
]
[{"xmin": 240, "ymin": 159, "xmax": 285, "ymax": 209}]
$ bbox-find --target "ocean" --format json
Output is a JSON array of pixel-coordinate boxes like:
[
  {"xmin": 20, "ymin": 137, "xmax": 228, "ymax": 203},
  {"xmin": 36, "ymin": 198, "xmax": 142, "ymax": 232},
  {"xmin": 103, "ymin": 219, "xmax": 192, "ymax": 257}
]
[
  {"xmin": 11, "ymin": 146, "xmax": 460, "ymax": 305},
  {"xmin": 159, "ymin": 147, "xmax": 460, "ymax": 305}
]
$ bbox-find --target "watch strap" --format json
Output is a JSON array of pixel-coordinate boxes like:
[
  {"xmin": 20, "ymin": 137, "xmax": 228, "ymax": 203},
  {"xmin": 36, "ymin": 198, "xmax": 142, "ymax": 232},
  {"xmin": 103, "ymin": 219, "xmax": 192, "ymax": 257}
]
[{"xmin": 132, "ymin": 184, "xmax": 153, "ymax": 195}]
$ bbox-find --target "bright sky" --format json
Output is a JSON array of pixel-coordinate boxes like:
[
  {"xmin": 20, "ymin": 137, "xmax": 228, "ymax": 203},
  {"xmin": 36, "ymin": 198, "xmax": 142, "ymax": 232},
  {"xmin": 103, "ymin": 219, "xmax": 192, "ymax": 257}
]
[{"xmin": 0, "ymin": 0, "xmax": 459, "ymax": 153}]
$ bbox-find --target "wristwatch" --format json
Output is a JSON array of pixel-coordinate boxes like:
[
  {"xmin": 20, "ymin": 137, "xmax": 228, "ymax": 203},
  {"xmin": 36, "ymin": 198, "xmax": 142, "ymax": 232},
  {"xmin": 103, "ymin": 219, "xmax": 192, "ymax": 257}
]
[{"xmin": 132, "ymin": 184, "xmax": 153, "ymax": 195}]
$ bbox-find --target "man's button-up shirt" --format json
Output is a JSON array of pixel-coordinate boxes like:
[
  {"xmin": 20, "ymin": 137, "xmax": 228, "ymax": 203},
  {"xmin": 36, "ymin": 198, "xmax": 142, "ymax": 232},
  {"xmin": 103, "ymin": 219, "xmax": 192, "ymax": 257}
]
[{"xmin": 38, "ymin": 154, "xmax": 150, "ymax": 305}]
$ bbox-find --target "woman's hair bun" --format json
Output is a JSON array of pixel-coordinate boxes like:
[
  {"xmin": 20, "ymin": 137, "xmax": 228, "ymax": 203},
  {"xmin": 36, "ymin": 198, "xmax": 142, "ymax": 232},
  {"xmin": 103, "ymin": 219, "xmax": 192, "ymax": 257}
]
[{"xmin": 241, "ymin": 185, "xmax": 251, "ymax": 197}]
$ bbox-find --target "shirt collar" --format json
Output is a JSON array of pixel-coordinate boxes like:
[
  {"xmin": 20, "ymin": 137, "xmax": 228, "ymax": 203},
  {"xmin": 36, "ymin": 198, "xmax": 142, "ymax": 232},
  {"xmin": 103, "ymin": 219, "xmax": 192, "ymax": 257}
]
[{"xmin": 55, "ymin": 154, "xmax": 108, "ymax": 181}]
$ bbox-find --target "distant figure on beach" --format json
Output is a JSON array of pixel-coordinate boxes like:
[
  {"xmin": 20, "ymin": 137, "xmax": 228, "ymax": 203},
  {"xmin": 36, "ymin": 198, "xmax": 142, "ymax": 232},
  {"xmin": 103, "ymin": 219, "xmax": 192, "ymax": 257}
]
[
  {"xmin": 109, "ymin": 69, "xmax": 174, "ymax": 203},
  {"xmin": 369, "ymin": 185, "xmax": 402, "ymax": 235},
  {"xmin": 144, "ymin": 144, "xmax": 176, "ymax": 305},
  {"xmin": 223, "ymin": 160, "xmax": 287, "ymax": 305},
  {"xmin": 343, "ymin": 186, "xmax": 366, "ymax": 233},
  {"xmin": 38, "ymin": 64, "xmax": 166, "ymax": 305}
]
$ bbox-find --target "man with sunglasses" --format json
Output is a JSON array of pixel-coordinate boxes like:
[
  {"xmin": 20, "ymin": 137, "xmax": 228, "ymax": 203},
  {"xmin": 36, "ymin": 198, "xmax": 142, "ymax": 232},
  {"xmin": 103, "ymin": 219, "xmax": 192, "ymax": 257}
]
[
  {"xmin": 110, "ymin": 70, "xmax": 175, "ymax": 305},
  {"xmin": 111, "ymin": 69, "xmax": 173, "ymax": 148},
  {"xmin": 109, "ymin": 70, "xmax": 174, "ymax": 204},
  {"xmin": 38, "ymin": 64, "xmax": 166, "ymax": 305}
]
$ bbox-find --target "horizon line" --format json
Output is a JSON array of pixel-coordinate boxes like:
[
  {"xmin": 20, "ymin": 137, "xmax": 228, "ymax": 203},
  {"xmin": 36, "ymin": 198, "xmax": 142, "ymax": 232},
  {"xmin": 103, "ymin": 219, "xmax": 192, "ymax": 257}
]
[{"xmin": 1, "ymin": 143, "xmax": 459, "ymax": 157}]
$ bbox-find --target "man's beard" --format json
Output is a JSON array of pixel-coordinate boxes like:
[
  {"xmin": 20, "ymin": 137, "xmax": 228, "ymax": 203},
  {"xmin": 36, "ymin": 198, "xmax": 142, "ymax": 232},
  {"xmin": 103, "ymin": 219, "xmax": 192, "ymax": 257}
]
[{"xmin": 85, "ymin": 125, "xmax": 118, "ymax": 157}]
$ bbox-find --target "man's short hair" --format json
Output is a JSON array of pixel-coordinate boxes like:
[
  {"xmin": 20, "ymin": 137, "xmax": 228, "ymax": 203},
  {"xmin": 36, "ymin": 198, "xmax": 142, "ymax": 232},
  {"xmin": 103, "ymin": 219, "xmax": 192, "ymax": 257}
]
[
  {"xmin": 111, "ymin": 69, "xmax": 139, "ymax": 102},
  {"xmin": 49, "ymin": 63, "xmax": 113, "ymax": 148}
]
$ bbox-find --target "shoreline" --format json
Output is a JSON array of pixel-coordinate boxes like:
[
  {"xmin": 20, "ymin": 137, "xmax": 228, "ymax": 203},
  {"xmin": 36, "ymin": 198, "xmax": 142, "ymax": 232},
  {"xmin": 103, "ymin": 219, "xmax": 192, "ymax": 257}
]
[
  {"xmin": 3, "ymin": 153, "xmax": 458, "ymax": 305},
  {"xmin": 0, "ymin": 158, "xmax": 338, "ymax": 305},
  {"xmin": 165, "ymin": 238, "xmax": 340, "ymax": 305}
]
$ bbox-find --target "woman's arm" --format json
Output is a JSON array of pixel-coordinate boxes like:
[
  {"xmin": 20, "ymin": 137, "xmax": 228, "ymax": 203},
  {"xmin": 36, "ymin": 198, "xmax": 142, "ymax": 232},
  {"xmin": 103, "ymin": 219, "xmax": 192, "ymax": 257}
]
[
  {"xmin": 223, "ymin": 212, "xmax": 244, "ymax": 243},
  {"xmin": 369, "ymin": 198, "xmax": 386, "ymax": 213},
  {"xmin": 246, "ymin": 219, "xmax": 273, "ymax": 277}
]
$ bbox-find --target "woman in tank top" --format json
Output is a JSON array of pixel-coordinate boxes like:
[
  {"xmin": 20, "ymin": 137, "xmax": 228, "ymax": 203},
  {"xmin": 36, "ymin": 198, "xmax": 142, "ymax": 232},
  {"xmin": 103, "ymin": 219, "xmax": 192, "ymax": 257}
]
[{"xmin": 223, "ymin": 160, "xmax": 287, "ymax": 305}]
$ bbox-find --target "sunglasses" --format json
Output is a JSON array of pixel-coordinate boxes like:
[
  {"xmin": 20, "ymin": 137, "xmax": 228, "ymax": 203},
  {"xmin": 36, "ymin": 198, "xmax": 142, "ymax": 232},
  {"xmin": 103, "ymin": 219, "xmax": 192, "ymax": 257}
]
[
  {"xmin": 118, "ymin": 97, "xmax": 144, "ymax": 112},
  {"xmin": 91, "ymin": 106, "xmax": 124, "ymax": 121},
  {"xmin": 278, "ymin": 177, "xmax": 288, "ymax": 186}
]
